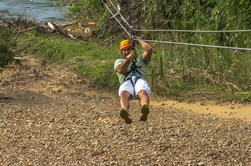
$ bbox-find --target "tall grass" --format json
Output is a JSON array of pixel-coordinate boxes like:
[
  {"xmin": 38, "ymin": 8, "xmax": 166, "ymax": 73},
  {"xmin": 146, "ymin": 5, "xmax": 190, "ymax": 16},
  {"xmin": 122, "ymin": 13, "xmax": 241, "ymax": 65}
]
[{"xmin": 148, "ymin": 33, "xmax": 251, "ymax": 102}]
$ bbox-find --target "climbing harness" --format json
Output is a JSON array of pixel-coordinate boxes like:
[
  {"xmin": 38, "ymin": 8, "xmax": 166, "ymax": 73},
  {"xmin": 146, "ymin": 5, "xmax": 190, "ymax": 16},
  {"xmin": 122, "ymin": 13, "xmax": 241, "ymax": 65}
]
[
  {"xmin": 124, "ymin": 59, "xmax": 142, "ymax": 87},
  {"xmin": 123, "ymin": 37, "xmax": 142, "ymax": 87}
]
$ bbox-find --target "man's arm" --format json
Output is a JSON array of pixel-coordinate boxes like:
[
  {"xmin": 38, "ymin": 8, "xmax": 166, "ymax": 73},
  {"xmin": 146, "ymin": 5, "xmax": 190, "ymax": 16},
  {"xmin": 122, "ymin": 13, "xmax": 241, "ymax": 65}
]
[
  {"xmin": 115, "ymin": 59, "xmax": 131, "ymax": 74},
  {"xmin": 137, "ymin": 40, "xmax": 153, "ymax": 64},
  {"xmin": 115, "ymin": 50, "xmax": 137, "ymax": 74}
]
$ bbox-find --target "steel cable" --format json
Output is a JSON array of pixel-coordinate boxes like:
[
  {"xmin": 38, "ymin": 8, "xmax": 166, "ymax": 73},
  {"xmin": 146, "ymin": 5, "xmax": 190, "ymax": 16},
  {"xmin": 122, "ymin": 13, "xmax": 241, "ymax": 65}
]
[
  {"xmin": 133, "ymin": 29, "xmax": 251, "ymax": 33},
  {"xmin": 107, "ymin": 0, "xmax": 133, "ymax": 29},
  {"xmin": 100, "ymin": 0, "xmax": 131, "ymax": 37},
  {"xmin": 138, "ymin": 39, "xmax": 251, "ymax": 51}
]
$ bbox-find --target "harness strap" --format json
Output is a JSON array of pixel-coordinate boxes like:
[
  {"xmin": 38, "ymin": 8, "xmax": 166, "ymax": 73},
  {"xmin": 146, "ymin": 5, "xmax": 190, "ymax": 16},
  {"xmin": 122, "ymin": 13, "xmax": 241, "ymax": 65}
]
[
  {"xmin": 124, "ymin": 58, "xmax": 142, "ymax": 84},
  {"xmin": 128, "ymin": 73, "xmax": 141, "ymax": 87}
]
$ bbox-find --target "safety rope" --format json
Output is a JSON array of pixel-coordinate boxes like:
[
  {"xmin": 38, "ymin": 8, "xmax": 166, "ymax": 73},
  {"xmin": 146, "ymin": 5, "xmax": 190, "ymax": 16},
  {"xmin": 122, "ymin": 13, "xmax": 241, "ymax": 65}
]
[
  {"xmin": 137, "ymin": 39, "xmax": 251, "ymax": 51},
  {"xmin": 133, "ymin": 29, "xmax": 251, "ymax": 33}
]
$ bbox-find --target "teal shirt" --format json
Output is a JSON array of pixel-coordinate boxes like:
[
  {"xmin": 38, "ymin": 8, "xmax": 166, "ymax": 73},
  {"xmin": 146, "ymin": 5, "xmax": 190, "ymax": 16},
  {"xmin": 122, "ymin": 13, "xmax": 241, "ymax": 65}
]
[{"xmin": 114, "ymin": 55, "xmax": 147, "ymax": 84}]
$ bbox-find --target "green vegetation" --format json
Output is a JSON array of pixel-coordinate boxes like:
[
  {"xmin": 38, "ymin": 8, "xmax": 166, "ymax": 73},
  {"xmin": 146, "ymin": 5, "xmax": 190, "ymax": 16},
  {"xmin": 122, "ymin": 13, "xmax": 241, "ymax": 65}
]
[
  {"xmin": 0, "ymin": 26, "xmax": 15, "ymax": 73},
  {"xmin": 61, "ymin": 0, "xmax": 250, "ymax": 102},
  {"xmin": 12, "ymin": 0, "xmax": 251, "ymax": 102},
  {"xmin": 149, "ymin": 43, "xmax": 251, "ymax": 102},
  {"xmin": 15, "ymin": 30, "xmax": 251, "ymax": 102},
  {"xmin": 15, "ymin": 31, "xmax": 120, "ymax": 91}
]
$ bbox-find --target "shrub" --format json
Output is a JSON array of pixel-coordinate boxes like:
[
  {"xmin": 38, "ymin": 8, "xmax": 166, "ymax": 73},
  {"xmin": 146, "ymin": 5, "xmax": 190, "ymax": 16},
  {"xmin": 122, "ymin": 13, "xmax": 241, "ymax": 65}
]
[{"xmin": 0, "ymin": 26, "xmax": 15, "ymax": 73}]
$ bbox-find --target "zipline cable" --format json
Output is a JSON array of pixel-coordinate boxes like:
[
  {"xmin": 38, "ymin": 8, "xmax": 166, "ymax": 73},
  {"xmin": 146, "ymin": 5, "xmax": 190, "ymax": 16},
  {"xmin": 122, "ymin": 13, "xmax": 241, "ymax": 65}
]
[
  {"xmin": 133, "ymin": 29, "xmax": 251, "ymax": 33},
  {"xmin": 100, "ymin": 0, "xmax": 131, "ymax": 37},
  {"xmin": 137, "ymin": 39, "xmax": 251, "ymax": 51},
  {"xmin": 107, "ymin": 0, "xmax": 133, "ymax": 29}
]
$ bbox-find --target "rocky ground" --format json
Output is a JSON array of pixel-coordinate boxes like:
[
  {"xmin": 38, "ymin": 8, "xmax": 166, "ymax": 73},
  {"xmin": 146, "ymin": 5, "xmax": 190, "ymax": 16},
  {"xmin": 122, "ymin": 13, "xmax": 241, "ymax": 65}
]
[{"xmin": 0, "ymin": 56, "xmax": 250, "ymax": 165}]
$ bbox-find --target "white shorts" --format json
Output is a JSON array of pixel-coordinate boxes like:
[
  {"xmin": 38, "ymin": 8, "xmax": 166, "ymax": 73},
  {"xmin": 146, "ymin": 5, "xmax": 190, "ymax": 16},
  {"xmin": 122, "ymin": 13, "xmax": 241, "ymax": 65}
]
[{"xmin": 119, "ymin": 76, "xmax": 151, "ymax": 97}]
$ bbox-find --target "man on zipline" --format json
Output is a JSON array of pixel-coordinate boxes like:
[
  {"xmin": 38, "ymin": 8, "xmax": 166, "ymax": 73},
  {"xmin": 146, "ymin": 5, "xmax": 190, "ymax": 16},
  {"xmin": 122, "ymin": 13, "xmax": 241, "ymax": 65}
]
[{"xmin": 114, "ymin": 39, "xmax": 152, "ymax": 124}]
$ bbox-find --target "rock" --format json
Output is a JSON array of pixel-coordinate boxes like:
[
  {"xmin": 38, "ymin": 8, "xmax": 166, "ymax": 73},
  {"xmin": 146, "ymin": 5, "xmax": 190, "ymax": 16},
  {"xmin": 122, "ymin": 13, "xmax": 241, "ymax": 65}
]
[{"xmin": 197, "ymin": 161, "xmax": 206, "ymax": 166}]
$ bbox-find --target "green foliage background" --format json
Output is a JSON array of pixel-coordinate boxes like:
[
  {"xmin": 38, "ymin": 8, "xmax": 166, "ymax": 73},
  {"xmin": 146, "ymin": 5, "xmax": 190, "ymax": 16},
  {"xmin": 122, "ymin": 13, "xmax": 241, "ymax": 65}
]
[{"xmin": 0, "ymin": 26, "xmax": 15, "ymax": 73}]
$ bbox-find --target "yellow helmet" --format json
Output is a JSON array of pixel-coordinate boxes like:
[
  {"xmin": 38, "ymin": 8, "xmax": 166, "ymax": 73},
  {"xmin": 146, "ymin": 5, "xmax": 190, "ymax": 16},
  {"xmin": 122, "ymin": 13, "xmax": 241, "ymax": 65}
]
[{"xmin": 120, "ymin": 40, "xmax": 131, "ymax": 50}]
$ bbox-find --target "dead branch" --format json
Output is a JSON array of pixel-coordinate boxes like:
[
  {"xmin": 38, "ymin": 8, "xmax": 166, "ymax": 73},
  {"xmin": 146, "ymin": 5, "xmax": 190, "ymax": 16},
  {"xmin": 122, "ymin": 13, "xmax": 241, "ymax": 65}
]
[
  {"xmin": 15, "ymin": 27, "xmax": 36, "ymax": 34},
  {"xmin": 224, "ymin": 82, "xmax": 241, "ymax": 91}
]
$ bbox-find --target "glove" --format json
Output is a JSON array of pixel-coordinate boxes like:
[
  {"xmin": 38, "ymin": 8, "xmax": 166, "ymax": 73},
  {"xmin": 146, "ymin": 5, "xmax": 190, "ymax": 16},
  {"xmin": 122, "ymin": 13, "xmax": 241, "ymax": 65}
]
[{"xmin": 127, "ymin": 50, "xmax": 137, "ymax": 61}]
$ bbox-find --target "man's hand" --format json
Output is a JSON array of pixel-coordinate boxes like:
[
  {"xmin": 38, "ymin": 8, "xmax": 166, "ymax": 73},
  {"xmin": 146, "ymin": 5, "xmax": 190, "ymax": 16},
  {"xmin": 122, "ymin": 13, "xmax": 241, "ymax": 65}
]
[
  {"xmin": 116, "ymin": 50, "xmax": 136, "ymax": 73},
  {"xmin": 126, "ymin": 50, "xmax": 137, "ymax": 61}
]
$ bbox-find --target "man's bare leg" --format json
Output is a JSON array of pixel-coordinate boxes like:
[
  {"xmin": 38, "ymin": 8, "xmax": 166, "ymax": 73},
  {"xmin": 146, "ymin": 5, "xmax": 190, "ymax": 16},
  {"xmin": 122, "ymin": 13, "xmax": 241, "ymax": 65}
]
[
  {"xmin": 138, "ymin": 90, "xmax": 150, "ymax": 121},
  {"xmin": 120, "ymin": 90, "xmax": 132, "ymax": 110},
  {"xmin": 120, "ymin": 91, "xmax": 132, "ymax": 124},
  {"xmin": 138, "ymin": 90, "xmax": 149, "ymax": 106}
]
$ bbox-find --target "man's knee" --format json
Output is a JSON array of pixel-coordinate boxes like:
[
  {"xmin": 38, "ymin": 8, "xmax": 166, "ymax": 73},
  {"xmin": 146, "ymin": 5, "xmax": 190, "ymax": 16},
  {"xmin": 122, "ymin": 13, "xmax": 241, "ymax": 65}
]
[
  {"xmin": 137, "ymin": 89, "xmax": 148, "ymax": 97},
  {"xmin": 120, "ymin": 90, "xmax": 132, "ymax": 98}
]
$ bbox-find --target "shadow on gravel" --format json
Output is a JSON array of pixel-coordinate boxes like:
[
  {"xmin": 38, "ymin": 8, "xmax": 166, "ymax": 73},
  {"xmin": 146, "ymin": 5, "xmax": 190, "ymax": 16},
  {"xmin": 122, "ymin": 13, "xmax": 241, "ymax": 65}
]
[{"xmin": 0, "ymin": 90, "xmax": 52, "ymax": 105}]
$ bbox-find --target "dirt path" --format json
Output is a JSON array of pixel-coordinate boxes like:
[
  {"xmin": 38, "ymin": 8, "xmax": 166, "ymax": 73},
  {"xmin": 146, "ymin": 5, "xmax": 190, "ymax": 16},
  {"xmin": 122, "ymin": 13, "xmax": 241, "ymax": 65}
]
[
  {"xmin": 151, "ymin": 100, "xmax": 251, "ymax": 122},
  {"xmin": 0, "ymin": 56, "xmax": 250, "ymax": 165}
]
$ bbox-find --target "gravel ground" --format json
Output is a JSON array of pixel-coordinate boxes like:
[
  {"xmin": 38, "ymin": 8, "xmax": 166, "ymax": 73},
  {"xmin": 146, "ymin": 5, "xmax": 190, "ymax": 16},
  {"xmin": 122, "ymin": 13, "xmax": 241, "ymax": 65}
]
[{"xmin": 0, "ymin": 57, "xmax": 250, "ymax": 165}]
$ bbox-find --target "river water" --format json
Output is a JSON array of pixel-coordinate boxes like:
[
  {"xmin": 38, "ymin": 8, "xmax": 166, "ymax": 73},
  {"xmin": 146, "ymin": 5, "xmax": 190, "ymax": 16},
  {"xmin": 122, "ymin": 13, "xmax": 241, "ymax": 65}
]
[{"xmin": 0, "ymin": 0, "xmax": 66, "ymax": 25}]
